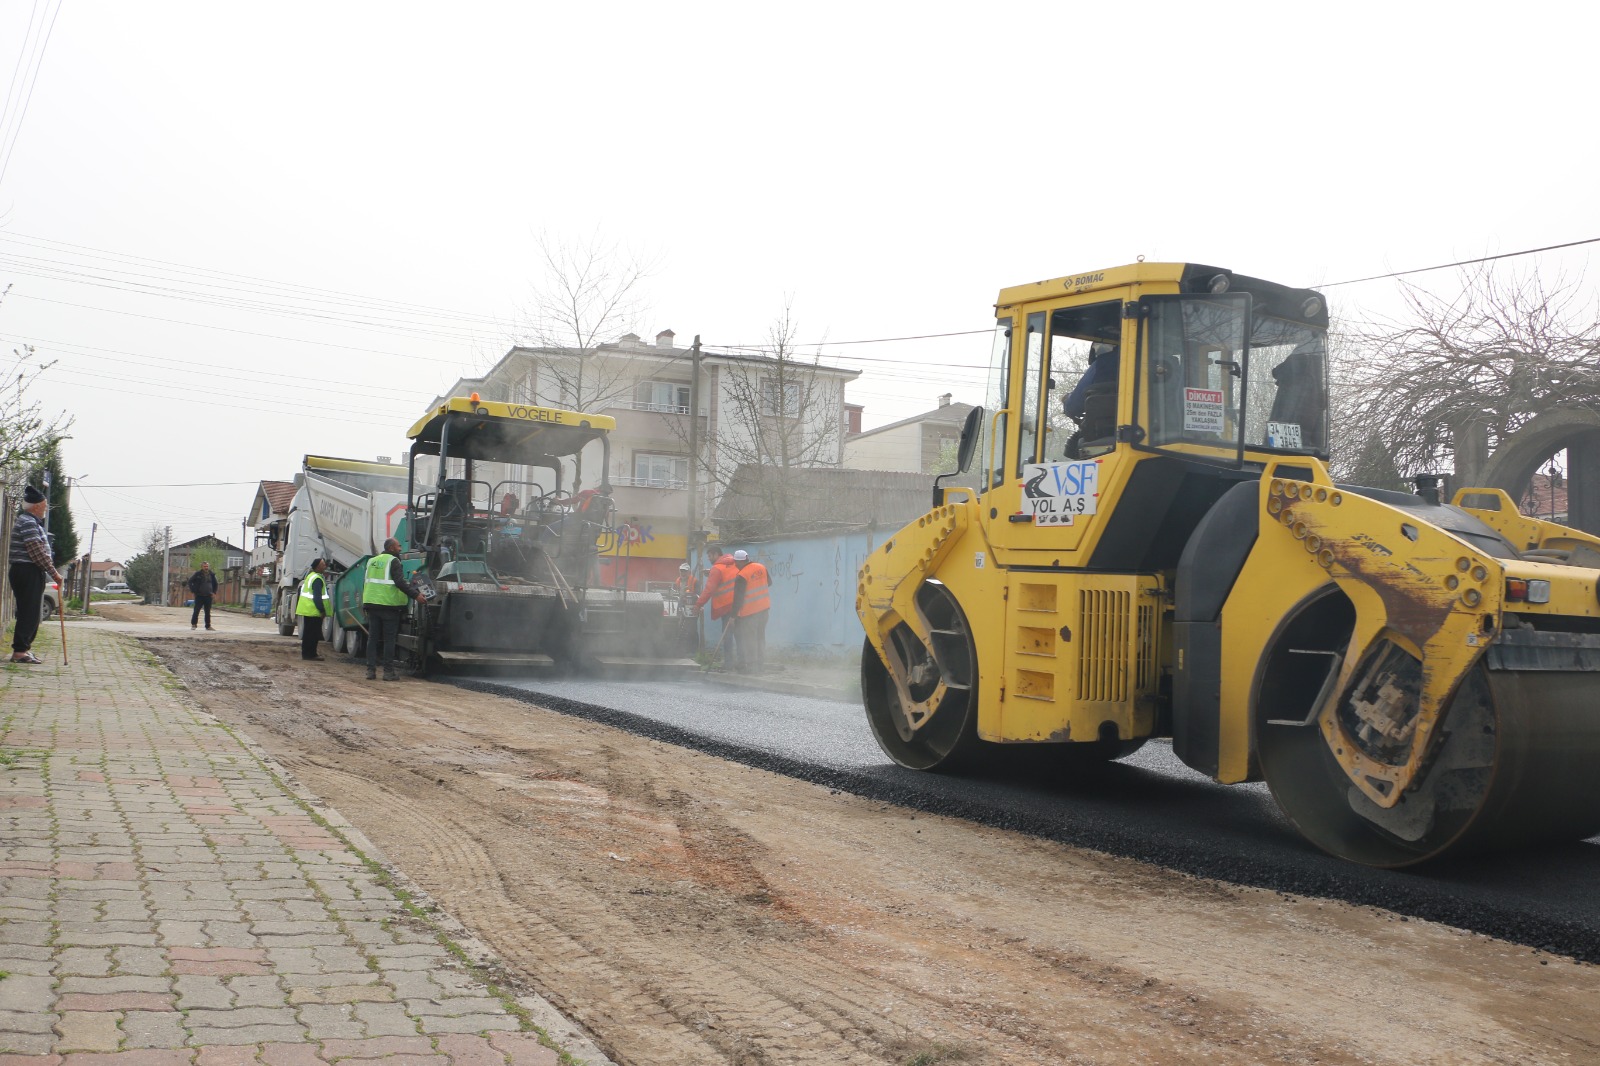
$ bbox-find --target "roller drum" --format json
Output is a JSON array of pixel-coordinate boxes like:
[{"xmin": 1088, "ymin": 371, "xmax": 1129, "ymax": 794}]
[{"xmin": 1260, "ymin": 663, "xmax": 1600, "ymax": 867}]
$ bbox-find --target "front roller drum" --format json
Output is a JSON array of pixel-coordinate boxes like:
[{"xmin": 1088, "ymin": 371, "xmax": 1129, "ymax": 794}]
[
  {"xmin": 1260, "ymin": 663, "xmax": 1600, "ymax": 867},
  {"xmin": 862, "ymin": 582, "xmax": 982, "ymax": 771}
]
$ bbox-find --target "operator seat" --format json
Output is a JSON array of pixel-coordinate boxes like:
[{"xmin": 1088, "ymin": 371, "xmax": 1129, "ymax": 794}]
[
  {"xmin": 1268, "ymin": 346, "xmax": 1325, "ymax": 449},
  {"xmin": 438, "ymin": 479, "xmax": 472, "ymax": 522}
]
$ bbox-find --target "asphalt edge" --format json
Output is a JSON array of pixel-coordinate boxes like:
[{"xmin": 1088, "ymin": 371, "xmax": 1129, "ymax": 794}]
[{"xmin": 447, "ymin": 674, "xmax": 1600, "ymax": 967}]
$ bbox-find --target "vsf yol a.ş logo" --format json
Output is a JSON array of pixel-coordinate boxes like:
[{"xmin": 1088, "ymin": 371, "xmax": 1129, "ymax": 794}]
[{"xmin": 1021, "ymin": 460, "xmax": 1100, "ymax": 517}]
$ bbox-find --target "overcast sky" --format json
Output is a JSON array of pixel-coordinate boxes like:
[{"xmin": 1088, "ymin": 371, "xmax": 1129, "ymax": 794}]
[{"xmin": 0, "ymin": 1, "xmax": 1595, "ymax": 560}]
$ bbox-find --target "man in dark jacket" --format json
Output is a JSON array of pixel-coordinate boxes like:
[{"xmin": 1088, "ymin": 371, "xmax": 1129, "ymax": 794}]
[
  {"xmin": 189, "ymin": 561, "xmax": 218, "ymax": 630},
  {"xmin": 9, "ymin": 485, "xmax": 63, "ymax": 664}
]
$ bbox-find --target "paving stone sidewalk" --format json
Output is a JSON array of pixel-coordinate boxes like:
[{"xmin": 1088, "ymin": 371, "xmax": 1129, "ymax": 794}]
[{"xmin": 0, "ymin": 625, "xmax": 597, "ymax": 1066}]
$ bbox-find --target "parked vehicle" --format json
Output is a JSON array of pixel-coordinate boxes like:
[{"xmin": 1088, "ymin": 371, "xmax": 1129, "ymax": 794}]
[
  {"xmin": 41, "ymin": 584, "xmax": 59, "ymax": 621},
  {"xmin": 269, "ymin": 454, "xmax": 411, "ymax": 640},
  {"xmin": 99, "ymin": 582, "xmax": 136, "ymax": 596}
]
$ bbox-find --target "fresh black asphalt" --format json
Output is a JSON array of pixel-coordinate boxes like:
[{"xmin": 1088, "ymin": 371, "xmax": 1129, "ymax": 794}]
[{"xmin": 447, "ymin": 672, "xmax": 1600, "ymax": 965}]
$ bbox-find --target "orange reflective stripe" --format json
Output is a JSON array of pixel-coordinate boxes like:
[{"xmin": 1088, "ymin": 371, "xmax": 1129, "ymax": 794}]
[
  {"xmin": 737, "ymin": 564, "xmax": 770, "ymax": 616},
  {"xmin": 711, "ymin": 569, "xmax": 736, "ymax": 614}
]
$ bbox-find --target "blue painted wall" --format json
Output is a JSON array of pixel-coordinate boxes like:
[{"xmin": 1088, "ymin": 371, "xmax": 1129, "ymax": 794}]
[{"xmin": 718, "ymin": 530, "xmax": 882, "ymax": 653}]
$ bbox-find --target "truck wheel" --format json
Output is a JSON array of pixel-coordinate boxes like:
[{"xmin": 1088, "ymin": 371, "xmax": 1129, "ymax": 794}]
[
  {"xmin": 352, "ymin": 629, "xmax": 367, "ymax": 658},
  {"xmin": 278, "ymin": 618, "xmax": 296, "ymax": 637}
]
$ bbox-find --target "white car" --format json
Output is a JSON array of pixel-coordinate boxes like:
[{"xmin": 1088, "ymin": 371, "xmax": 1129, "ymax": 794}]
[
  {"xmin": 99, "ymin": 582, "xmax": 136, "ymax": 596},
  {"xmin": 41, "ymin": 585, "xmax": 59, "ymax": 621}
]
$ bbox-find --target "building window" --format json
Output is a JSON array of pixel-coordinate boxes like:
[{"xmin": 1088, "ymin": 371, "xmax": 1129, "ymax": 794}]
[
  {"xmin": 633, "ymin": 454, "xmax": 689, "ymax": 487},
  {"xmin": 226, "ymin": 556, "xmax": 243, "ymax": 568},
  {"xmin": 634, "ymin": 380, "xmax": 691, "ymax": 413},
  {"xmin": 762, "ymin": 378, "xmax": 800, "ymax": 417}
]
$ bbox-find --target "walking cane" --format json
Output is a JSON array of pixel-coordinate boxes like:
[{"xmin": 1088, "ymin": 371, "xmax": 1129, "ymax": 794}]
[{"xmin": 56, "ymin": 582, "xmax": 68, "ymax": 665}]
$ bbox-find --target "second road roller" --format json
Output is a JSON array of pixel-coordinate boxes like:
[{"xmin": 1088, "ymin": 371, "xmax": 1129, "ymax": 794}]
[{"xmin": 856, "ymin": 261, "xmax": 1600, "ymax": 867}]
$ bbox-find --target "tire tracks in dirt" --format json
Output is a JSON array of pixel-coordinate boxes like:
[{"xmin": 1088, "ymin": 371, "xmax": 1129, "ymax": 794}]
[{"xmin": 144, "ymin": 636, "xmax": 1600, "ymax": 1066}]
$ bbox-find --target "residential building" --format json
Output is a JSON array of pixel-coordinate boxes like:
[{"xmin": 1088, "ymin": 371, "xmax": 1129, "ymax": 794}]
[
  {"xmin": 164, "ymin": 535, "xmax": 247, "ymax": 606},
  {"xmin": 842, "ymin": 394, "xmax": 975, "ymax": 474},
  {"xmin": 430, "ymin": 331, "xmax": 860, "ymax": 588},
  {"xmin": 88, "ymin": 559, "xmax": 127, "ymax": 587},
  {"xmin": 245, "ymin": 479, "xmax": 297, "ymax": 587}
]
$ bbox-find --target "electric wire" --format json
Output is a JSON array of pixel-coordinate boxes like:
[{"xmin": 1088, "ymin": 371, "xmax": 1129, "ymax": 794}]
[
  {"xmin": 0, "ymin": 230, "xmax": 515, "ymax": 326},
  {"xmin": 7, "ymin": 332, "xmax": 443, "ymax": 399},
  {"xmin": 1321, "ymin": 237, "xmax": 1600, "ymax": 288},
  {"xmin": 0, "ymin": 0, "xmax": 61, "ymax": 189}
]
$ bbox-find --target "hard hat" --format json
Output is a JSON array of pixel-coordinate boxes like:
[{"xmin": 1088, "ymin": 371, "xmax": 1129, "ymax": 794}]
[
  {"xmin": 733, "ymin": 549, "xmax": 749, "ymax": 562},
  {"xmin": 678, "ymin": 563, "xmax": 690, "ymax": 570}
]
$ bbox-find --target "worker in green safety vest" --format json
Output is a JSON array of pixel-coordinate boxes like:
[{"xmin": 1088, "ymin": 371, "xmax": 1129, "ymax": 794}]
[
  {"xmin": 295, "ymin": 559, "xmax": 330, "ymax": 661},
  {"xmin": 362, "ymin": 537, "xmax": 418, "ymax": 681}
]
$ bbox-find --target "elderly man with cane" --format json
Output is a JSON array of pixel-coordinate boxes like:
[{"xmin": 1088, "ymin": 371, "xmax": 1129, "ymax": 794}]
[{"xmin": 9, "ymin": 485, "xmax": 62, "ymax": 665}]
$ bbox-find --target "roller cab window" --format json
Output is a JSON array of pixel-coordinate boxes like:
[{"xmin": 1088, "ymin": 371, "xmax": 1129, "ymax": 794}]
[{"xmin": 1140, "ymin": 294, "xmax": 1328, "ymax": 461}]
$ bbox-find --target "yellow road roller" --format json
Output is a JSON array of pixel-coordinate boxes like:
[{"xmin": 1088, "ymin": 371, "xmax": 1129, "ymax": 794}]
[{"xmin": 856, "ymin": 262, "xmax": 1600, "ymax": 867}]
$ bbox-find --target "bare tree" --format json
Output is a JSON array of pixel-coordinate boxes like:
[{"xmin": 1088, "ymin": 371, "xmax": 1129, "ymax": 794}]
[
  {"xmin": 0, "ymin": 332, "xmax": 74, "ymax": 490},
  {"xmin": 511, "ymin": 231, "xmax": 656, "ymax": 413},
  {"xmin": 693, "ymin": 303, "xmax": 848, "ymax": 537},
  {"xmin": 1339, "ymin": 266, "xmax": 1600, "ymax": 484}
]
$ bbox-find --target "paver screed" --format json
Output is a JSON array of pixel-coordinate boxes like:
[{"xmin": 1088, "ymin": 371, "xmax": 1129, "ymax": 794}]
[{"xmin": 0, "ymin": 626, "xmax": 572, "ymax": 1066}]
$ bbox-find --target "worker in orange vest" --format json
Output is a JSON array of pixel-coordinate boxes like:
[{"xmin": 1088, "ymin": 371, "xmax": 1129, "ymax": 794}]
[
  {"xmin": 695, "ymin": 552, "xmax": 740, "ymax": 664},
  {"xmin": 729, "ymin": 549, "xmax": 771, "ymax": 673}
]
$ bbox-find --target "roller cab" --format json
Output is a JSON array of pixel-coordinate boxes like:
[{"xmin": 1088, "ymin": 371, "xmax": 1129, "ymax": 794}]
[{"xmin": 858, "ymin": 262, "xmax": 1600, "ymax": 866}]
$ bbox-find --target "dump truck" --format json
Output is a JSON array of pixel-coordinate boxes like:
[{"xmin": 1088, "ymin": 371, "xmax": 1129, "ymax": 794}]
[
  {"xmin": 857, "ymin": 262, "xmax": 1600, "ymax": 867},
  {"xmin": 329, "ymin": 394, "xmax": 690, "ymax": 672},
  {"xmin": 271, "ymin": 455, "xmax": 409, "ymax": 639}
]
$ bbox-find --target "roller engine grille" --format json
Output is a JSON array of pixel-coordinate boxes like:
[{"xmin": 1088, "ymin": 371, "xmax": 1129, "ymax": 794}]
[{"xmin": 1077, "ymin": 589, "xmax": 1157, "ymax": 703}]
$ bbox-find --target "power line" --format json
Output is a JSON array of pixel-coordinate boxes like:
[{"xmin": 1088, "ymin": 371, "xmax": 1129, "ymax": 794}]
[
  {"xmin": 1321, "ymin": 237, "xmax": 1600, "ymax": 288},
  {"xmin": 0, "ymin": 230, "xmax": 514, "ymax": 327},
  {"xmin": 78, "ymin": 481, "xmax": 257, "ymax": 488},
  {"xmin": 9, "ymin": 332, "xmax": 438, "ymax": 399},
  {"xmin": 0, "ymin": 0, "xmax": 61, "ymax": 189},
  {"xmin": 705, "ymin": 328, "xmax": 992, "ymax": 352},
  {"xmin": 0, "ymin": 258, "xmax": 507, "ymax": 344},
  {"xmin": 6, "ymin": 291, "xmax": 491, "ymax": 363}
]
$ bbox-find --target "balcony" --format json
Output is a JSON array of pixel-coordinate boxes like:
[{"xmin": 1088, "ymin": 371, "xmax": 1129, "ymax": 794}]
[
  {"xmin": 611, "ymin": 476, "xmax": 688, "ymax": 490},
  {"xmin": 602, "ymin": 402, "xmax": 706, "ymax": 445}
]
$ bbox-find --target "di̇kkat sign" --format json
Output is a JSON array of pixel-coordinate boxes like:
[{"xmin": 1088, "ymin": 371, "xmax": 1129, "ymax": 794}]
[{"xmin": 1020, "ymin": 460, "xmax": 1100, "ymax": 526}]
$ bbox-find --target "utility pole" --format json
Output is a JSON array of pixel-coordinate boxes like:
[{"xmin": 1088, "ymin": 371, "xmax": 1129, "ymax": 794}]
[
  {"xmin": 80, "ymin": 523, "xmax": 97, "ymax": 617},
  {"xmin": 685, "ymin": 334, "xmax": 702, "ymax": 573},
  {"xmin": 160, "ymin": 526, "xmax": 172, "ymax": 607}
]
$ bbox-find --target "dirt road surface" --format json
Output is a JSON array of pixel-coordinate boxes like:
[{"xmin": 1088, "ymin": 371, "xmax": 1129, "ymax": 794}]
[{"xmin": 109, "ymin": 607, "xmax": 1600, "ymax": 1065}]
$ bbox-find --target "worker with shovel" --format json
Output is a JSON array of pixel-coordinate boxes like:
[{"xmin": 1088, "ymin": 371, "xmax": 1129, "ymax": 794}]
[{"xmin": 695, "ymin": 551, "xmax": 739, "ymax": 668}]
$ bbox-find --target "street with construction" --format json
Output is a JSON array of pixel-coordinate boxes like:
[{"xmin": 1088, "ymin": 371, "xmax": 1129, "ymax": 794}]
[
  {"xmin": 7, "ymin": 7, "xmax": 1600, "ymax": 1065},
  {"xmin": 3, "ymin": 604, "xmax": 1599, "ymax": 1065}
]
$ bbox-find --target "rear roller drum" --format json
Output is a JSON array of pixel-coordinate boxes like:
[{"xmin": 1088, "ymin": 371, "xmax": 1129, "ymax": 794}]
[
  {"xmin": 1258, "ymin": 598, "xmax": 1600, "ymax": 866},
  {"xmin": 862, "ymin": 582, "xmax": 981, "ymax": 771}
]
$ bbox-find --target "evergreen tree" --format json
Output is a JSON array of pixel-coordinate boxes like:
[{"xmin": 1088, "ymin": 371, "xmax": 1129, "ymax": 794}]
[{"xmin": 35, "ymin": 448, "xmax": 79, "ymax": 565}]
